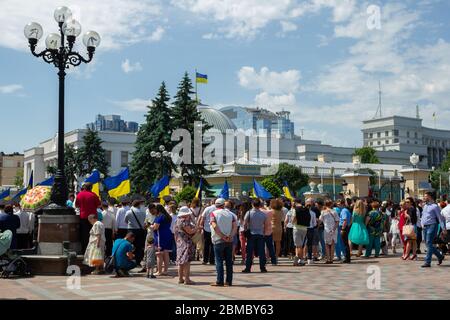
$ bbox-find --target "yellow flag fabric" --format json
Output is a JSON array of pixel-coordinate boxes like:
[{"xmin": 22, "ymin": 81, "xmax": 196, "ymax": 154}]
[
  {"xmin": 92, "ymin": 183, "xmax": 100, "ymax": 198},
  {"xmin": 159, "ymin": 185, "xmax": 170, "ymax": 205},
  {"xmin": 283, "ymin": 186, "xmax": 294, "ymax": 201},
  {"xmin": 107, "ymin": 179, "xmax": 130, "ymax": 199}
]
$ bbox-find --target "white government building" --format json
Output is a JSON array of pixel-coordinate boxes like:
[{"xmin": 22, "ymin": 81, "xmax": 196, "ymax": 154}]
[{"xmin": 23, "ymin": 107, "xmax": 447, "ymax": 191}]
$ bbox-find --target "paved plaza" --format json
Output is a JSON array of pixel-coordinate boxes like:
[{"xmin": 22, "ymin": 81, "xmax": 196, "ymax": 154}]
[{"xmin": 1, "ymin": 254, "xmax": 449, "ymax": 300}]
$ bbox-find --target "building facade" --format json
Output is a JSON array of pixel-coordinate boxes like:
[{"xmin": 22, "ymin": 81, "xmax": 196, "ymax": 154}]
[
  {"xmin": 0, "ymin": 152, "xmax": 24, "ymax": 187},
  {"xmin": 362, "ymin": 115, "xmax": 450, "ymax": 168},
  {"xmin": 87, "ymin": 114, "xmax": 139, "ymax": 133},
  {"xmin": 23, "ymin": 130, "xmax": 136, "ymax": 187}
]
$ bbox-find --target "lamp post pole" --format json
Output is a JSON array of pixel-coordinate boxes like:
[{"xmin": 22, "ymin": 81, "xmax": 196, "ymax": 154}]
[{"xmin": 25, "ymin": 6, "xmax": 100, "ymax": 215}]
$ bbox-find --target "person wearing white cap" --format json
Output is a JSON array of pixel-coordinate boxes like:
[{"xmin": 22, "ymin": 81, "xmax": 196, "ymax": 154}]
[
  {"xmin": 174, "ymin": 206, "xmax": 198, "ymax": 285},
  {"xmin": 210, "ymin": 198, "xmax": 237, "ymax": 287}
]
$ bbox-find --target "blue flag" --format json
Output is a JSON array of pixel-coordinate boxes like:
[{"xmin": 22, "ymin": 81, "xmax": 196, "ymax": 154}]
[
  {"xmin": 104, "ymin": 168, "xmax": 131, "ymax": 199},
  {"xmin": 37, "ymin": 176, "xmax": 54, "ymax": 187},
  {"xmin": 253, "ymin": 178, "xmax": 273, "ymax": 200},
  {"xmin": 150, "ymin": 175, "xmax": 170, "ymax": 197},
  {"xmin": 27, "ymin": 170, "xmax": 34, "ymax": 189},
  {"xmin": 84, "ymin": 170, "xmax": 101, "ymax": 197},
  {"xmin": 0, "ymin": 189, "xmax": 11, "ymax": 201},
  {"xmin": 218, "ymin": 180, "xmax": 230, "ymax": 200}
]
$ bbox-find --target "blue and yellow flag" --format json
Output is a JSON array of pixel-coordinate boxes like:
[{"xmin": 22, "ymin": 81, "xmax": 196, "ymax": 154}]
[
  {"xmin": 196, "ymin": 72, "xmax": 208, "ymax": 84},
  {"xmin": 0, "ymin": 189, "xmax": 11, "ymax": 201},
  {"xmin": 150, "ymin": 175, "xmax": 171, "ymax": 204},
  {"xmin": 195, "ymin": 178, "xmax": 204, "ymax": 199},
  {"xmin": 253, "ymin": 178, "xmax": 273, "ymax": 200},
  {"xmin": 12, "ymin": 188, "xmax": 27, "ymax": 201},
  {"xmin": 104, "ymin": 168, "xmax": 130, "ymax": 199},
  {"xmin": 85, "ymin": 170, "xmax": 101, "ymax": 197},
  {"xmin": 282, "ymin": 181, "xmax": 294, "ymax": 201},
  {"xmin": 218, "ymin": 180, "xmax": 229, "ymax": 200},
  {"xmin": 27, "ymin": 171, "xmax": 33, "ymax": 189},
  {"xmin": 37, "ymin": 176, "xmax": 54, "ymax": 187}
]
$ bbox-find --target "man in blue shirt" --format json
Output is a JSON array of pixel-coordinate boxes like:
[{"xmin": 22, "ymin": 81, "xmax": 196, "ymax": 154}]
[
  {"xmin": 112, "ymin": 232, "xmax": 137, "ymax": 276},
  {"xmin": 337, "ymin": 199, "xmax": 352, "ymax": 263},
  {"xmin": 421, "ymin": 192, "xmax": 447, "ymax": 268}
]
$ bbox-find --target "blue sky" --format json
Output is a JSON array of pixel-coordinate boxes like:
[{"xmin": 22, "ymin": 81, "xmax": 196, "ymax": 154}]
[{"xmin": 1, "ymin": 0, "xmax": 450, "ymax": 154}]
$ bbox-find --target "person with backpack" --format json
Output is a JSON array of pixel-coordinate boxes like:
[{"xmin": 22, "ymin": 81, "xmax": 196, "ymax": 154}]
[
  {"xmin": 364, "ymin": 200, "xmax": 384, "ymax": 258},
  {"xmin": 292, "ymin": 199, "xmax": 310, "ymax": 266}
]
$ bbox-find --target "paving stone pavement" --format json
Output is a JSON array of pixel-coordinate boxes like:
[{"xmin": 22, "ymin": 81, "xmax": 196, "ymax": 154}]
[{"xmin": 1, "ymin": 254, "xmax": 449, "ymax": 300}]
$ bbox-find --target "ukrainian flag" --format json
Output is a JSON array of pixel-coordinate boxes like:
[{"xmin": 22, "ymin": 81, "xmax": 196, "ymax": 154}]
[
  {"xmin": 13, "ymin": 171, "xmax": 34, "ymax": 201},
  {"xmin": 283, "ymin": 181, "xmax": 294, "ymax": 201},
  {"xmin": 37, "ymin": 176, "xmax": 54, "ymax": 187},
  {"xmin": 253, "ymin": 178, "xmax": 273, "ymax": 200},
  {"xmin": 218, "ymin": 180, "xmax": 229, "ymax": 200},
  {"xmin": 0, "ymin": 189, "xmax": 11, "ymax": 201},
  {"xmin": 85, "ymin": 170, "xmax": 101, "ymax": 198},
  {"xmin": 196, "ymin": 72, "xmax": 208, "ymax": 84},
  {"xmin": 104, "ymin": 168, "xmax": 130, "ymax": 199},
  {"xmin": 195, "ymin": 178, "xmax": 204, "ymax": 199},
  {"xmin": 27, "ymin": 171, "xmax": 34, "ymax": 189},
  {"xmin": 150, "ymin": 175, "xmax": 171, "ymax": 204}
]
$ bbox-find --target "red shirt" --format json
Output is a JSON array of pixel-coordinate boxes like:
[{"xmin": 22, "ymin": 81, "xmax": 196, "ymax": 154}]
[{"xmin": 75, "ymin": 190, "xmax": 101, "ymax": 219}]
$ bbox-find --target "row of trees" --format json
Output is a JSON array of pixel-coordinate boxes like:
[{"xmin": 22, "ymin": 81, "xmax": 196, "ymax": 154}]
[{"xmin": 130, "ymin": 73, "xmax": 214, "ymax": 194}]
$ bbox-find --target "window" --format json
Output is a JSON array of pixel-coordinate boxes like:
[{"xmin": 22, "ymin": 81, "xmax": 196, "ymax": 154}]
[
  {"xmin": 407, "ymin": 131, "xmax": 410, "ymax": 138},
  {"xmin": 393, "ymin": 130, "xmax": 399, "ymax": 136},
  {"xmin": 17, "ymin": 161, "xmax": 21, "ymax": 168},
  {"xmin": 385, "ymin": 131, "xmax": 389, "ymax": 137},
  {"xmin": 121, "ymin": 151, "xmax": 129, "ymax": 167},
  {"xmin": 369, "ymin": 142, "xmax": 373, "ymax": 146},
  {"xmin": 407, "ymin": 140, "xmax": 410, "ymax": 144},
  {"xmin": 377, "ymin": 141, "xmax": 381, "ymax": 145},
  {"xmin": 394, "ymin": 138, "xmax": 399, "ymax": 143},
  {"xmin": 105, "ymin": 150, "xmax": 112, "ymax": 167},
  {"xmin": 414, "ymin": 132, "xmax": 418, "ymax": 139},
  {"xmin": 369, "ymin": 133, "xmax": 373, "ymax": 139},
  {"xmin": 377, "ymin": 132, "xmax": 381, "ymax": 138},
  {"xmin": 385, "ymin": 140, "xmax": 389, "ymax": 144}
]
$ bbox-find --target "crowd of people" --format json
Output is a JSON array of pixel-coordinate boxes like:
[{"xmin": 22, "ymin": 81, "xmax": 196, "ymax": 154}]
[{"xmin": 1, "ymin": 181, "xmax": 449, "ymax": 286}]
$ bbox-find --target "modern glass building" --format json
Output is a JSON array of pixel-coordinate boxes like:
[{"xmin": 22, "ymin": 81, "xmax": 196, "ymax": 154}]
[
  {"xmin": 87, "ymin": 114, "xmax": 139, "ymax": 133},
  {"xmin": 220, "ymin": 106, "xmax": 295, "ymax": 138}
]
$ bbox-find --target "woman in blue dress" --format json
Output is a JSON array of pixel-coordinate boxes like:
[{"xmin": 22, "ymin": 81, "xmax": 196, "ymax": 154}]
[
  {"xmin": 348, "ymin": 200, "xmax": 370, "ymax": 256},
  {"xmin": 151, "ymin": 204, "xmax": 173, "ymax": 276}
]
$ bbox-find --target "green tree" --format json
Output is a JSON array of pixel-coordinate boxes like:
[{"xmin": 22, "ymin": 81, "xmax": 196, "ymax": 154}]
[
  {"xmin": 430, "ymin": 151, "xmax": 450, "ymax": 194},
  {"xmin": 46, "ymin": 143, "xmax": 81, "ymax": 192},
  {"xmin": 175, "ymin": 185, "xmax": 197, "ymax": 204},
  {"xmin": 78, "ymin": 128, "xmax": 108, "ymax": 177},
  {"xmin": 353, "ymin": 147, "xmax": 380, "ymax": 164},
  {"xmin": 130, "ymin": 82, "xmax": 176, "ymax": 193},
  {"xmin": 14, "ymin": 168, "xmax": 24, "ymax": 188},
  {"xmin": 171, "ymin": 72, "xmax": 215, "ymax": 188},
  {"xmin": 261, "ymin": 177, "xmax": 282, "ymax": 198},
  {"xmin": 273, "ymin": 163, "xmax": 309, "ymax": 196}
]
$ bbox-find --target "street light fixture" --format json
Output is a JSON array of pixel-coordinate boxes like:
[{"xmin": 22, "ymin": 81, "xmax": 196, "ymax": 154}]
[
  {"xmin": 25, "ymin": 6, "xmax": 100, "ymax": 215},
  {"xmin": 151, "ymin": 145, "xmax": 172, "ymax": 176}
]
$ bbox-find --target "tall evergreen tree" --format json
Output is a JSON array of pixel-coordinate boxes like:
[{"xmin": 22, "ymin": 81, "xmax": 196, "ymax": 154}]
[
  {"xmin": 46, "ymin": 143, "xmax": 81, "ymax": 192},
  {"xmin": 171, "ymin": 72, "xmax": 215, "ymax": 187},
  {"xmin": 130, "ymin": 82, "xmax": 176, "ymax": 193},
  {"xmin": 78, "ymin": 128, "xmax": 109, "ymax": 177}
]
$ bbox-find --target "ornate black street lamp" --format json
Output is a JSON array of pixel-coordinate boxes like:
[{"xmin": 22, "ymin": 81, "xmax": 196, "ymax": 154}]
[
  {"xmin": 24, "ymin": 6, "xmax": 100, "ymax": 215},
  {"xmin": 151, "ymin": 145, "xmax": 172, "ymax": 177}
]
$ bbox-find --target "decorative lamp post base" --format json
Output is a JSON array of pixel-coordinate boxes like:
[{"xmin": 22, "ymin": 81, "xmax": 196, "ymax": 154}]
[{"xmin": 43, "ymin": 172, "xmax": 74, "ymax": 215}]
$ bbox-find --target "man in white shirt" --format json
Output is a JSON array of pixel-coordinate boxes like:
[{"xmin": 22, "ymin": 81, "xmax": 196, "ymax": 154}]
[
  {"xmin": 210, "ymin": 198, "xmax": 237, "ymax": 286},
  {"xmin": 115, "ymin": 199, "xmax": 131, "ymax": 239},
  {"xmin": 198, "ymin": 199, "xmax": 217, "ymax": 265},
  {"xmin": 101, "ymin": 203, "xmax": 116, "ymax": 257},
  {"xmin": 14, "ymin": 203, "xmax": 33, "ymax": 249}
]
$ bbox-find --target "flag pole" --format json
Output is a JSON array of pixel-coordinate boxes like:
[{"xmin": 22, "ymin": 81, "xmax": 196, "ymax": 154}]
[{"xmin": 195, "ymin": 68, "xmax": 198, "ymax": 104}]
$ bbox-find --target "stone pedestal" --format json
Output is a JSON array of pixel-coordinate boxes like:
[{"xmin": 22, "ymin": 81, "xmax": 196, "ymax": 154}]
[
  {"xmin": 400, "ymin": 168, "xmax": 432, "ymax": 200},
  {"xmin": 37, "ymin": 214, "xmax": 81, "ymax": 255},
  {"xmin": 303, "ymin": 192, "xmax": 327, "ymax": 200},
  {"xmin": 341, "ymin": 172, "xmax": 371, "ymax": 198}
]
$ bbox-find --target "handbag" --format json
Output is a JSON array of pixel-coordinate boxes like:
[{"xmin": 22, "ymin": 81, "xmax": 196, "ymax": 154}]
[
  {"xmin": 191, "ymin": 231, "xmax": 202, "ymax": 245},
  {"xmin": 402, "ymin": 224, "xmax": 416, "ymax": 240},
  {"xmin": 90, "ymin": 247, "xmax": 104, "ymax": 267}
]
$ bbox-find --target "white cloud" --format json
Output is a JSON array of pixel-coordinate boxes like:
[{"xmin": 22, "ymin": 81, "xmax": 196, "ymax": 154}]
[
  {"xmin": 280, "ymin": 21, "xmax": 297, "ymax": 33},
  {"xmin": 0, "ymin": 84, "xmax": 23, "ymax": 94},
  {"xmin": 238, "ymin": 66, "xmax": 301, "ymax": 95},
  {"xmin": 0, "ymin": 0, "xmax": 163, "ymax": 51},
  {"xmin": 112, "ymin": 98, "xmax": 149, "ymax": 112},
  {"xmin": 148, "ymin": 26, "xmax": 165, "ymax": 42},
  {"xmin": 121, "ymin": 59, "xmax": 143, "ymax": 74},
  {"xmin": 254, "ymin": 92, "xmax": 297, "ymax": 111}
]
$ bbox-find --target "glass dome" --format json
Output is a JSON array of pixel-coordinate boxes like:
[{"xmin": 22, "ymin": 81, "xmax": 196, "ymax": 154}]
[{"xmin": 198, "ymin": 106, "xmax": 237, "ymax": 133}]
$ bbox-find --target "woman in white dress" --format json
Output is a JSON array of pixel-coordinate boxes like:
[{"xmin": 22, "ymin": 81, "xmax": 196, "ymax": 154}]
[{"xmin": 83, "ymin": 214, "xmax": 106, "ymax": 274}]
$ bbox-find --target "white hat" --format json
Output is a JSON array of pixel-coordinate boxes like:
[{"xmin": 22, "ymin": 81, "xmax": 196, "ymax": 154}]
[
  {"xmin": 177, "ymin": 206, "xmax": 191, "ymax": 217},
  {"xmin": 215, "ymin": 198, "xmax": 225, "ymax": 206}
]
